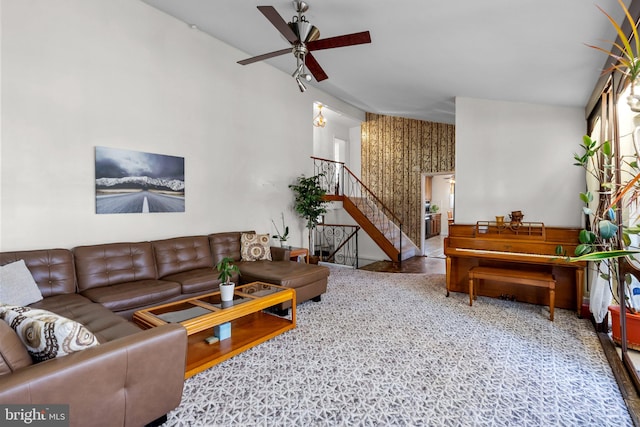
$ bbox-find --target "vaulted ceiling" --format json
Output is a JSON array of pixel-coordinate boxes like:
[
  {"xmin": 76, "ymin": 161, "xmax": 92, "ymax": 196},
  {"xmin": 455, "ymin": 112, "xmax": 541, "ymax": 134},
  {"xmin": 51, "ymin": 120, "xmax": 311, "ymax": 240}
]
[{"xmin": 141, "ymin": 0, "xmax": 631, "ymax": 124}]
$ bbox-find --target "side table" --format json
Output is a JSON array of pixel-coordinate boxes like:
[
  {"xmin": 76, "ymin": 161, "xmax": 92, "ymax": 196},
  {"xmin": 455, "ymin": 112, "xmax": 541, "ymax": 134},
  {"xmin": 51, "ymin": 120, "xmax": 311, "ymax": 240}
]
[{"xmin": 284, "ymin": 246, "xmax": 309, "ymax": 263}]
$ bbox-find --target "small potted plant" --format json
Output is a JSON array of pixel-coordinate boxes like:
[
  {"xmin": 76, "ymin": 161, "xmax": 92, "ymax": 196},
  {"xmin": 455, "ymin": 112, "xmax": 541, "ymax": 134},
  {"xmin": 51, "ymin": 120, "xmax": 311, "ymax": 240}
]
[
  {"xmin": 430, "ymin": 204, "xmax": 440, "ymax": 213},
  {"xmin": 216, "ymin": 257, "xmax": 240, "ymax": 301},
  {"xmin": 271, "ymin": 212, "xmax": 290, "ymax": 247}
]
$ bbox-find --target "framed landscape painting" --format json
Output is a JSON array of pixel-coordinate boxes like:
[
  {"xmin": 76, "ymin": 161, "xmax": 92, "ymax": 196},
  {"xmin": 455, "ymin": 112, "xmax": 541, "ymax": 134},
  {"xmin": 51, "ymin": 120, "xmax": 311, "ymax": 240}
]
[{"xmin": 95, "ymin": 146, "xmax": 185, "ymax": 214}]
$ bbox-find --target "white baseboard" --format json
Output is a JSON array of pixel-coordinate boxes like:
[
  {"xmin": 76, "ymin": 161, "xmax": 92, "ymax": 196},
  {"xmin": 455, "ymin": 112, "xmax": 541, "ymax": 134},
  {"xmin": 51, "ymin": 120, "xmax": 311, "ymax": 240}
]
[{"xmin": 318, "ymin": 261, "xmax": 355, "ymax": 269}]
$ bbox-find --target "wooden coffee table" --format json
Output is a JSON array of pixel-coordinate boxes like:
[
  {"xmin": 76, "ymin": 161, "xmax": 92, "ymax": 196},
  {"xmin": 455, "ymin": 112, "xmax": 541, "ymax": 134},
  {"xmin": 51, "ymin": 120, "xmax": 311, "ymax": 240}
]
[{"xmin": 133, "ymin": 282, "xmax": 296, "ymax": 378}]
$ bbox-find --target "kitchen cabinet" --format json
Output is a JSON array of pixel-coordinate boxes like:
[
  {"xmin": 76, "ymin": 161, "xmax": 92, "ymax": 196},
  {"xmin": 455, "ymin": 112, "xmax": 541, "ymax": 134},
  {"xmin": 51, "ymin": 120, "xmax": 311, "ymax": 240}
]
[{"xmin": 427, "ymin": 213, "xmax": 441, "ymax": 238}]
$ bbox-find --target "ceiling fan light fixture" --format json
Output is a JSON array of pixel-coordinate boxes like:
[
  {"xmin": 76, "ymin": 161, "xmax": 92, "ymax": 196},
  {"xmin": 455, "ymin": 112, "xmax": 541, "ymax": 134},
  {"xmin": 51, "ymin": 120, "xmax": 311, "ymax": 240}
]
[
  {"xmin": 296, "ymin": 78, "xmax": 307, "ymax": 92},
  {"xmin": 292, "ymin": 62, "xmax": 304, "ymax": 78},
  {"xmin": 292, "ymin": 53, "xmax": 312, "ymax": 87},
  {"xmin": 313, "ymin": 104, "xmax": 326, "ymax": 127}
]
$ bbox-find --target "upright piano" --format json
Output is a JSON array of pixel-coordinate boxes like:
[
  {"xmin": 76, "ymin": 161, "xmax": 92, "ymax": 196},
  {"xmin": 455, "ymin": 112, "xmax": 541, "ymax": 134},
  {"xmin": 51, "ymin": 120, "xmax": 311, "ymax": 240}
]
[{"xmin": 444, "ymin": 222, "xmax": 586, "ymax": 314}]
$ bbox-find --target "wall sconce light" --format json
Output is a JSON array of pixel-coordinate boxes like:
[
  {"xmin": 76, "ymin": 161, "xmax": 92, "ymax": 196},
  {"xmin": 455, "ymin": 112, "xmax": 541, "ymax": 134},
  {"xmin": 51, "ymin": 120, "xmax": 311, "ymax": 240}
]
[{"xmin": 313, "ymin": 104, "xmax": 326, "ymax": 127}]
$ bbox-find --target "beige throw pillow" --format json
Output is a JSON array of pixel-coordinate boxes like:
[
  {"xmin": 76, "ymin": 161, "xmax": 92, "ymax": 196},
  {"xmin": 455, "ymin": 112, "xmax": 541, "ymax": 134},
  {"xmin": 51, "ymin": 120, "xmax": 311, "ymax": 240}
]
[
  {"xmin": 0, "ymin": 305, "xmax": 99, "ymax": 363},
  {"xmin": 0, "ymin": 260, "xmax": 43, "ymax": 306},
  {"xmin": 240, "ymin": 233, "xmax": 272, "ymax": 262}
]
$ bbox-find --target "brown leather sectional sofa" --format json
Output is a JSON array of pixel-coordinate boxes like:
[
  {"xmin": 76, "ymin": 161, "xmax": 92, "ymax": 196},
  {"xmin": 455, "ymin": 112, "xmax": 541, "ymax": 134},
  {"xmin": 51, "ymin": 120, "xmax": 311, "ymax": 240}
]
[{"xmin": 0, "ymin": 231, "xmax": 329, "ymax": 427}]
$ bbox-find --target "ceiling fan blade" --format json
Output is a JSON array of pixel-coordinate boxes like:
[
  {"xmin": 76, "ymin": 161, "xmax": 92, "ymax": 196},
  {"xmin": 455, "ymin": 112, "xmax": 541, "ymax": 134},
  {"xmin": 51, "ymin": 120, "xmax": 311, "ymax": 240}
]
[
  {"xmin": 237, "ymin": 48, "xmax": 291, "ymax": 65},
  {"xmin": 307, "ymin": 31, "xmax": 371, "ymax": 51},
  {"xmin": 257, "ymin": 6, "xmax": 298, "ymax": 44},
  {"xmin": 305, "ymin": 53, "xmax": 328, "ymax": 82}
]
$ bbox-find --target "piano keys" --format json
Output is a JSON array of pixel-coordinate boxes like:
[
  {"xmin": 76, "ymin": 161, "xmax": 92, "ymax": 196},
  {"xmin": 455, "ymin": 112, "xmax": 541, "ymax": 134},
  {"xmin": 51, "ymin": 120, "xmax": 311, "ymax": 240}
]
[{"xmin": 444, "ymin": 223, "xmax": 586, "ymax": 314}]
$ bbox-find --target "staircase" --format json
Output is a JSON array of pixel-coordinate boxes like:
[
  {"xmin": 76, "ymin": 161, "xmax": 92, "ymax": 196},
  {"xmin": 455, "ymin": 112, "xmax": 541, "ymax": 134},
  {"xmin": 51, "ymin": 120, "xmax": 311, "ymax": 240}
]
[{"xmin": 313, "ymin": 157, "xmax": 420, "ymax": 262}]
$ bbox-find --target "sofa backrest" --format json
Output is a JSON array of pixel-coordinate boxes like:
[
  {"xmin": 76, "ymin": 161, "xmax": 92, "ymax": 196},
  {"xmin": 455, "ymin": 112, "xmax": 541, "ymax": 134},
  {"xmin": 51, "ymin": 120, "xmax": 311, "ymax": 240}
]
[
  {"xmin": 208, "ymin": 231, "xmax": 254, "ymax": 265},
  {"xmin": 0, "ymin": 249, "xmax": 76, "ymax": 297},
  {"xmin": 73, "ymin": 242, "xmax": 157, "ymax": 291},
  {"xmin": 151, "ymin": 236, "xmax": 213, "ymax": 278}
]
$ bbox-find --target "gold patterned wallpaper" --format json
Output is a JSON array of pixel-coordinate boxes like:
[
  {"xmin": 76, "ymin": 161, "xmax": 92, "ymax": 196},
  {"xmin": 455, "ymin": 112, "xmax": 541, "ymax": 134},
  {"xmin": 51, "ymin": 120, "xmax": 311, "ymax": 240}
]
[{"xmin": 361, "ymin": 113, "xmax": 455, "ymax": 246}]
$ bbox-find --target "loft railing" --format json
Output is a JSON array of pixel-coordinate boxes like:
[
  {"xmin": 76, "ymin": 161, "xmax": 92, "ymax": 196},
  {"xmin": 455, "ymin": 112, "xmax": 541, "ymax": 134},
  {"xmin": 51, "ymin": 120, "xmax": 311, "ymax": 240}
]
[
  {"xmin": 312, "ymin": 156, "xmax": 344, "ymax": 196},
  {"xmin": 314, "ymin": 224, "xmax": 360, "ymax": 268},
  {"xmin": 311, "ymin": 156, "xmax": 403, "ymax": 261}
]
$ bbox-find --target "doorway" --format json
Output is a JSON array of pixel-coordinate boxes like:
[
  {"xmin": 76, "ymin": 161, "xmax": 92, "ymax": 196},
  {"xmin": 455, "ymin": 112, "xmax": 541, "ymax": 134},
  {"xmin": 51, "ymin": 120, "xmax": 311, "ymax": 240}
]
[{"xmin": 421, "ymin": 172, "xmax": 455, "ymax": 256}]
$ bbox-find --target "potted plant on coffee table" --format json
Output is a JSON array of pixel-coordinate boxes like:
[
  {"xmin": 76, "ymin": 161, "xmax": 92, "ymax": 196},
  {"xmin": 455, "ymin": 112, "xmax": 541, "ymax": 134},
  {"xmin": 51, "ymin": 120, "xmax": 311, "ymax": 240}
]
[{"xmin": 216, "ymin": 257, "xmax": 240, "ymax": 302}]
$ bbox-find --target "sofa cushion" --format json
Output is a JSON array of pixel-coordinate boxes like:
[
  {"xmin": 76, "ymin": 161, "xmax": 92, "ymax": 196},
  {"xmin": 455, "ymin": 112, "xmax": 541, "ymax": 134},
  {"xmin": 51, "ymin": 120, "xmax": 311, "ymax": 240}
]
[
  {"xmin": 209, "ymin": 231, "xmax": 254, "ymax": 264},
  {"xmin": 161, "ymin": 268, "xmax": 222, "ymax": 295},
  {"xmin": 152, "ymin": 236, "xmax": 214, "ymax": 278},
  {"xmin": 0, "ymin": 305, "xmax": 99, "ymax": 363},
  {"xmin": 238, "ymin": 261, "xmax": 330, "ymax": 289},
  {"xmin": 0, "ymin": 249, "xmax": 76, "ymax": 297},
  {"xmin": 73, "ymin": 242, "xmax": 157, "ymax": 292},
  {"xmin": 30, "ymin": 293, "xmax": 142, "ymax": 343},
  {"xmin": 0, "ymin": 320, "xmax": 32, "ymax": 375},
  {"xmin": 80, "ymin": 279, "xmax": 182, "ymax": 313},
  {"xmin": 240, "ymin": 233, "xmax": 272, "ymax": 261},
  {"xmin": 0, "ymin": 260, "xmax": 44, "ymax": 306}
]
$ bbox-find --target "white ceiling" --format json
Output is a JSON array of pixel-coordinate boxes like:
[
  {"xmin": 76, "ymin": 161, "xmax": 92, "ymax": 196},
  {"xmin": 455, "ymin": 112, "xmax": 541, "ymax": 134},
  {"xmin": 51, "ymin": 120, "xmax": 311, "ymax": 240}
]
[{"xmin": 141, "ymin": 0, "xmax": 630, "ymax": 124}]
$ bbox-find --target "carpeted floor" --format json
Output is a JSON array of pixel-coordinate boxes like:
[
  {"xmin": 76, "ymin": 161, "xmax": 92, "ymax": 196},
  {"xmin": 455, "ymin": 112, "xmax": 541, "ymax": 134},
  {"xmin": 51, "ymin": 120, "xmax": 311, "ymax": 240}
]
[{"xmin": 166, "ymin": 267, "xmax": 632, "ymax": 426}]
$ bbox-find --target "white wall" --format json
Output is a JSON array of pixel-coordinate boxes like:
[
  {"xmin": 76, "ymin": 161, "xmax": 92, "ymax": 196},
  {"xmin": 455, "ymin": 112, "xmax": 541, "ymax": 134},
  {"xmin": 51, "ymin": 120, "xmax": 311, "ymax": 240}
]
[
  {"xmin": 0, "ymin": 0, "xmax": 364, "ymax": 251},
  {"xmin": 312, "ymin": 114, "xmax": 352, "ymax": 162},
  {"xmin": 455, "ymin": 97, "xmax": 585, "ymax": 227},
  {"xmin": 348, "ymin": 126, "xmax": 361, "ymax": 178}
]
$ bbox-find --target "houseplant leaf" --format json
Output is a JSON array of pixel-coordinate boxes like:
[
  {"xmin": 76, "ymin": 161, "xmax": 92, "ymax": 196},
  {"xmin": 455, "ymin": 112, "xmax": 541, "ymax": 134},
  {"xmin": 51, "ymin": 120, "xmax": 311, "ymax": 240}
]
[
  {"xmin": 579, "ymin": 192, "xmax": 593, "ymax": 204},
  {"xmin": 578, "ymin": 229, "xmax": 597, "ymax": 244},
  {"xmin": 570, "ymin": 249, "xmax": 640, "ymax": 262},
  {"xmin": 598, "ymin": 219, "xmax": 618, "ymax": 239},
  {"xmin": 574, "ymin": 244, "xmax": 593, "ymax": 256}
]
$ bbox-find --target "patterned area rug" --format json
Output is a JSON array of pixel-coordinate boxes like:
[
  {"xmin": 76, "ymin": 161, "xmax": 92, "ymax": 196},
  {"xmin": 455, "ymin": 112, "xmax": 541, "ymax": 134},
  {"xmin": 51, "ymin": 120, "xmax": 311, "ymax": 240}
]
[{"xmin": 166, "ymin": 268, "xmax": 632, "ymax": 426}]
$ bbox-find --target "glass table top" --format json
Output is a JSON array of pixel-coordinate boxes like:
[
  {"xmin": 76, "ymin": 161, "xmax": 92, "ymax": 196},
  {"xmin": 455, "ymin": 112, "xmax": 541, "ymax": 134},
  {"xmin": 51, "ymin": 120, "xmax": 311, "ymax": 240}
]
[{"xmin": 148, "ymin": 282, "xmax": 285, "ymax": 323}]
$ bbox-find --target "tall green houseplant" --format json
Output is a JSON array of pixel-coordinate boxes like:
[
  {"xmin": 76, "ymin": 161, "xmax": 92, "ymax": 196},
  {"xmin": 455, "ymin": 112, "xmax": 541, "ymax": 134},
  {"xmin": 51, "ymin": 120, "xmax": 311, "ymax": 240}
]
[
  {"xmin": 289, "ymin": 174, "xmax": 328, "ymax": 253},
  {"xmin": 565, "ymin": 0, "xmax": 640, "ymax": 321}
]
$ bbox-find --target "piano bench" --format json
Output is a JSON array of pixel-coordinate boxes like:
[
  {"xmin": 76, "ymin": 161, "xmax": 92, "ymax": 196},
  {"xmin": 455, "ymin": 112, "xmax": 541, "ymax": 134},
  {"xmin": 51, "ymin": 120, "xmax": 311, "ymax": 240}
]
[{"xmin": 468, "ymin": 266, "xmax": 556, "ymax": 321}]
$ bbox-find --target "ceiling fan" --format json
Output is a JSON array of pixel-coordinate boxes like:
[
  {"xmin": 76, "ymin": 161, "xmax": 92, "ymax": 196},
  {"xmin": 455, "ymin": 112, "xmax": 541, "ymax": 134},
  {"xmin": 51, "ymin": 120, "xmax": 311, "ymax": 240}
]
[{"xmin": 237, "ymin": 1, "xmax": 371, "ymax": 92}]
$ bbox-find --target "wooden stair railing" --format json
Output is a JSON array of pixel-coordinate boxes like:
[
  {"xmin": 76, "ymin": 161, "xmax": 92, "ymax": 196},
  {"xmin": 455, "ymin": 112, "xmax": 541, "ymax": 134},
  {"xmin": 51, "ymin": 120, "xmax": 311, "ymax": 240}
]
[{"xmin": 312, "ymin": 156, "xmax": 413, "ymax": 262}]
